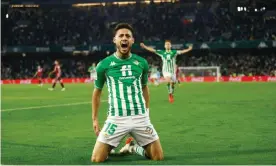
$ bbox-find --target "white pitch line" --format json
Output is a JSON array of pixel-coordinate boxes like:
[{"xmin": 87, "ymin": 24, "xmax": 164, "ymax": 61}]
[{"xmin": 1, "ymin": 100, "xmax": 108, "ymax": 112}]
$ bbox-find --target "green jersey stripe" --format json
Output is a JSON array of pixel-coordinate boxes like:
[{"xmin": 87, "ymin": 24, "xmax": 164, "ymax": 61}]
[
  {"xmin": 109, "ymin": 76, "xmax": 119, "ymax": 116},
  {"xmin": 106, "ymin": 76, "xmax": 115, "ymax": 116},
  {"xmin": 170, "ymin": 60, "xmax": 173, "ymax": 72},
  {"xmin": 137, "ymin": 76, "xmax": 146, "ymax": 114},
  {"xmin": 134, "ymin": 79, "xmax": 146, "ymax": 114},
  {"xmin": 136, "ymin": 77, "xmax": 146, "ymax": 114},
  {"xmin": 118, "ymin": 81, "xmax": 127, "ymax": 116},
  {"xmin": 131, "ymin": 84, "xmax": 139, "ymax": 115},
  {"xmin": 122, "ymin": 83, "xmax": 131, "ymax": 116},
  {"xmin": 127, "ymin": 86, "xmax": 135, "ymax": 116},
  {"xmin": 133, "ymin": 80, "xmax": 141, "ymax": 115},
  {"xmin": 167, "ymin": 61, "xmax": 170, "ymax": 72}
]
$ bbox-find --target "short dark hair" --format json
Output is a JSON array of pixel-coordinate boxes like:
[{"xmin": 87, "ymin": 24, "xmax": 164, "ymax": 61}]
[
  {"xmin": 113, "ymin": 23, "xmax": 134, "ymax": 36},
  {"xmin": 165, "ymin": 40, "xmax": 171, "ymax": 43}
]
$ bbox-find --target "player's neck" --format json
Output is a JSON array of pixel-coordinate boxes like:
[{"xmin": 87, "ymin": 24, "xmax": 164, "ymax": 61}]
[
  {"xmin": 165, "ymin": 49, "xmax": 171, "ymax": 52},
  {"xmin": 115, "ymin": 51, "xmax": 132, "ymax": 60}
]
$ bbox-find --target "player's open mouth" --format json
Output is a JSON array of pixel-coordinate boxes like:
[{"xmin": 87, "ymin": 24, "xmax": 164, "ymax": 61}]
[{"xmin": 121, "ymin": 43, "xmax": 128, "ymax": 48}]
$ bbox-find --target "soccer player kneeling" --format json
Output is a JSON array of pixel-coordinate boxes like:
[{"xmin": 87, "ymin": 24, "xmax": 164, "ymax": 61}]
[{"xmin": 91, "ymin": 23, "xmax": 164, "ymax": 162}]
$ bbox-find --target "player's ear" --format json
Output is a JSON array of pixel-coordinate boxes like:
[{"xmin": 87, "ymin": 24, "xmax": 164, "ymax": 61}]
[{"xmin": 113, "ymin": 37, "xmax": 116, "ymax": 44}]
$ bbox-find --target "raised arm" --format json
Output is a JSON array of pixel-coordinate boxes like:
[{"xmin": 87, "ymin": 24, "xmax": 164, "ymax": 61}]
[
  {"xmin": 177, "ymin": 44, "xmax": 193, "ymax": 55},
  {"xmin": 140, "ymin": 43, "xmax": 157, "ymax": 54}
]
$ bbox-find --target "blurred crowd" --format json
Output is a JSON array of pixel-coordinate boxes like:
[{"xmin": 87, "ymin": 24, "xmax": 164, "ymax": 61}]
[
  {"xmin": 2, "ymin": 1, "xmax": 276, "ymax": 46},
  {"xmin": 1, "ymin": 58, "xmax": 88, "ymax": 79},
  {"xmin": 1, "ymin": 1, "xmax": 276, "ymax": 79},
  {"xmin": 1, "ymin": 51, "xmax": 276, "ymax": 79}
]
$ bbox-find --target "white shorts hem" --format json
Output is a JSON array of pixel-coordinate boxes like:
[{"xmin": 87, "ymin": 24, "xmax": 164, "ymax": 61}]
[
  {"xmin": 97, "ymin": 138, "xmax": 118, "ymax": 148},
  {"xmin": 137, "ymin": 136, "xmax": 159, "ymax": 147}
]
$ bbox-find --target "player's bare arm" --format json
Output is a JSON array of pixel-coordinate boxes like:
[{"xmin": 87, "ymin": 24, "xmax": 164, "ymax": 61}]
[
  {"xmin": 177, "ymin": 44, "xmax": 193, "ymax": 55},
  {"xmin": 48, "ymin": 69, "xmax": 55, "ymax": 77},
  {"xmin": 92, "ymin": 88, "xmax": 102, "ymax": 136},
  {"xmin": 33, "ymin": 72, "xmax": 38, "ymax": 78},
  {"xmin": 140, "ymin": 43, "xmax": 157, "ymax": 53},
  {"xmin": 142, "ymin": 85, "xmax": 150, "ymax": 114}
]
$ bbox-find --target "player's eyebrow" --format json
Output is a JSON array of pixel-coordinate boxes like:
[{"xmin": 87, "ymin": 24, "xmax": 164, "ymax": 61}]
[{"xmin": 118, "ymin": 33, "xmax": 132, "ymax": 37}]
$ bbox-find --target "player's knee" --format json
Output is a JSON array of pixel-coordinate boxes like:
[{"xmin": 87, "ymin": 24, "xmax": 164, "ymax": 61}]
[
  {"xmin": 91, "ymin": 155, "xmax": 106, "ymax": 163},
  {"xmin": 151, "ymin": 152, "xmax": 164, "ymax": 161}
]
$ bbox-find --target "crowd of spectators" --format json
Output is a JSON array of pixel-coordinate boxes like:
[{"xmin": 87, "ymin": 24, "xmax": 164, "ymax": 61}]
[
  {"xmin": 2, "ymin": 1, "xmax": 276, "ymax": 46},
  {"xmin": 1, "ymin": 1, "xmax": 275, "ymax": 79},
  {"xmin": 1, "ymin": 51, "xmax": 276, "ymax": 79}
]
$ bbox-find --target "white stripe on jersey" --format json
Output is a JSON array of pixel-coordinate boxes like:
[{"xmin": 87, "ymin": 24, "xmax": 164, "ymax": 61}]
[
  {"xmin": 118, "ymin": 81, "xmax": 127, "ymax": 116},
  {"xmin": 106, "ymin": 76, "xmax": 112, "ymax": 115},
  {"xmin": 137, "ymin": 75, "xmax": 146, "ymax": 107},
  {"xmin": 133, "ymin": 79, "xmax": 142, "ymax": 114},
  {"xmin": 127, "ymin": 86, "xmax": 135, "ymax": 116},
  {"xmin": 168, "ymin": 61, "xmax": 171, "ymax": 73},
  {"xmin": 109, "ymin": 76, "xmax": 119, "ymax": 116}
]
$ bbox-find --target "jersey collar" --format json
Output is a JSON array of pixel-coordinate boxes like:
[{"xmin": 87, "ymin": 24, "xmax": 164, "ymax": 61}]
[{"xmin": 114, "ymin": 52, "xmax": 132, "ymax": 60}]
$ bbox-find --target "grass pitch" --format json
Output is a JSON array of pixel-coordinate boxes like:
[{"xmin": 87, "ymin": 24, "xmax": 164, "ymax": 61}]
[{"xmin": 1, "ymin": 83, "xmax": 276, "ymax": 165}]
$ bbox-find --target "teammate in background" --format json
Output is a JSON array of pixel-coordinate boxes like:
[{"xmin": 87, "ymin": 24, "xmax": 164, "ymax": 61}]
[
  {"xmin": 175, "ymin": 65, "xmax": 181, "ymax": 85},
  {"xmin": 91, "ymin": 23, "xmax": 163, "ymax": 162},
  {"xmin": 150, "ymin": 65, "xmax": 160, "ymax": 86},
  {"xmin": 140, "ymin": 41, "xmax": 193, "ymax": 103},
  {"xmin": 33, "ymin": 65, "xmax": 43, "ymax": 87},
  {"xmin": 48, "ymin": 60, "xmax": 65, "ymax": 91},
  {"xmin": 88, "ymin": 63, "xmax": 97, "ymax": 81}
]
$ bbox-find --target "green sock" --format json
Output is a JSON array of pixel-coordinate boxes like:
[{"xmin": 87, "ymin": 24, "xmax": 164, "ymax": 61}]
[
  {"xmin": 167, "ymin": 83, "xmax": 170, "ymax": 93},
  {"xmin": 172, "ymin": 84, "xmax": 175, "ymax": 94}
]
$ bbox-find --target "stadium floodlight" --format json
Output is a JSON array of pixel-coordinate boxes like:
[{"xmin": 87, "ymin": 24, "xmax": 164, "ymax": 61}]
[
  {"xmin": 237, "ymin": 7, "xmax": 240, "ymax": 11},
  {"xmin": 6, "ymin": 14, "xmax": 8, "ymax": 18},
  {"xmin": 255, "ymin": 9, "xmax": 257, "ymax": 12},
  {"xmin": 244, "ymin": 7, "xmax": 246, "ymax": 11},
  {"xmin": 179, "ymin": 66, "xmax": 221, "ymax": 82},
  {"xmin": 241, "ymin": 7, "xmax": 243, "ymax": 11}
]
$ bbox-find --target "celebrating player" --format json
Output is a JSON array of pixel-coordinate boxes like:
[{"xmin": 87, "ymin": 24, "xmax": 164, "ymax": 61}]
[
  {"xmin": 140, "ymin": 41, "xmax": 192, "ymax": 103},
  {"xmin": 48, "ymin": 60, "xmax": 65, "ymax": 91},
  {"xmin": 91, "ymin": 23, "xmax": 163, "ymax": 162},
  {"xmin": 33, "ymin": 65, "xmax": 43, "ymax": 87},
  {"xmin": 88, "ymin": 63, "xmax": 97, "ymax": 81}
]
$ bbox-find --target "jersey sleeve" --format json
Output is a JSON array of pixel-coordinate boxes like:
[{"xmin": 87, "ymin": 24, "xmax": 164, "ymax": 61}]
[
  {"xmin": 141, "ymin": 59, "xmax": 149, "ymax": 86},
  {"xmin": 172, "ymin": 50, "xmax": 179, "ymax": 57},
  {"xmin": 94, "ymin": 62, "xmax": 106, "ymax": 89},
  {"xmin": 155, "ymin": 50, "xmax": 164, "ymax": 57}
]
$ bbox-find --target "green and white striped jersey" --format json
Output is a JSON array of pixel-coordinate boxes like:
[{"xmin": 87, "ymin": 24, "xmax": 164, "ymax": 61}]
[
  {"xmin": 155, "ymin": 50, "xmax": 179, "ymax": 74},
  {"xmin": 94, "ymin": 53, "xmax": 149, "ymax": 117},
  {"xmin": 88, "ymin": 66, "xmax": 96, "ymax": 73}
]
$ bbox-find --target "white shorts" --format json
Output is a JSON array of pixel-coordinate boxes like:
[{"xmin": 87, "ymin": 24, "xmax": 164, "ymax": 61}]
[
  {"xmin": 162, "ymin": 72, "xmax": 176, "ymax": 82},
  {"xmin": 97, "ymin": 113, "xmax": 159, "ymax": 148},
  {"xmin": 90, "ymin": 73, "xmax": 96, "ymax": 80}
]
